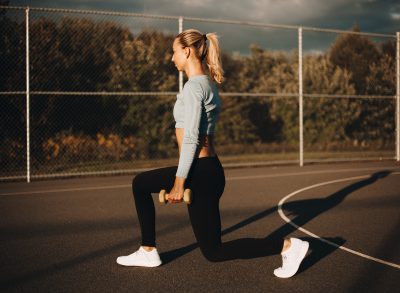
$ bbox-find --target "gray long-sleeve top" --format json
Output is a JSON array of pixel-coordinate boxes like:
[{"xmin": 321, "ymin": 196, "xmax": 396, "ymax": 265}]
[{"xmin": 173, "ymin": 75, "xmax": 221, "ymax": 178}]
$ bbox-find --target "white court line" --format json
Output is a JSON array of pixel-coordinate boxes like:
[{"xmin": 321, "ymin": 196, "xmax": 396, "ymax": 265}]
[
  {"xmin": 226, "ymin": 166, "xmax": 400, "ymax": 181},
  {"xmin": 277, "ymin": 172, "xmax": 400, "ymax": 270},
  {"xmin": 1, "ymin": 166, "xmax": 400, "ymax": 196},
  {"xmin": 0, "ymin": 184, "xmax": 131, "ymax": 196},
  {"xmin": 1, "ymin": 166, "xmax": 399, "ymax": 268}
]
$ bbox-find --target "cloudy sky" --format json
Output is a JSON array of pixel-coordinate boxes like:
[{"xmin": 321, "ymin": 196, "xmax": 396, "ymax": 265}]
[{"xmin": 5, "ymin": 0, "xmax": 400, "ymax": 53}]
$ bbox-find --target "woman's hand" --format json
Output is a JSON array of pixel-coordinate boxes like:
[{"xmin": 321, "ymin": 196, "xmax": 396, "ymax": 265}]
[{"xmin": 167, "ymin": 177, "xmax": 186, "ymax": 203}]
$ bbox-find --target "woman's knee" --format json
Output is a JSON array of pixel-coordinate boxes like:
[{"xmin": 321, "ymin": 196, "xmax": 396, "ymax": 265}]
[
  {"xmin": 199, "ymin": 245, "xmax": 221, "ymax": 262},
  {"xmin": 132, "ymin": 172, "xmax": 148, "ymax": 196}
]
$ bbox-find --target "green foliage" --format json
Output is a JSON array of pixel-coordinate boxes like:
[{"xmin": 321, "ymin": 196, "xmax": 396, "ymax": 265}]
[
  {"xmin": 328, "ymin": 27, "xmax": 395, "ymax": 146},
  {"xmin": 121, "ymin": 95, "xmax": 177, "ymax": 158},
  {"xmin": 302, "ymin": 54, "xmax": 356, "ymax": 146},
  {"xmin": 329, "ymin": 24, "xmax": 381, "ymax": 94},
  {"xmin": 0, "ymin": 16, "xmax": 396, "ymax": 169},
  {"xmin": 107, "ymin": 30, "xmax": 177, "ymax": 92}
]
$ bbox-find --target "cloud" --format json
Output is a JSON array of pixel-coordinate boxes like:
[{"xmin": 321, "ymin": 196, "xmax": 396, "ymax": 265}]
[
  {"xmin": 391, "ymin": 13, "xmax": 400, "ymax": 20},
  {"xmin": 7, "ymin": 0, "xmax": 397, "ymax": 53},
  {"xmin": 134, "ymin": 0, "xmax": 349, "ymax": 24},
  {"xmin": 8, "ymin": 0, "xmax": 397, "ymax": 31},
  {"xmin": 121, "ymin": 0, "xmax": 389, "ymax": 29}
]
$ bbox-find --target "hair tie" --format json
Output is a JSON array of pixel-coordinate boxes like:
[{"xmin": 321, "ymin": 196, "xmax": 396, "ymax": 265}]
[{"xmin": 203, "ymin": 34, "xmax": 207, "ymax": 41}]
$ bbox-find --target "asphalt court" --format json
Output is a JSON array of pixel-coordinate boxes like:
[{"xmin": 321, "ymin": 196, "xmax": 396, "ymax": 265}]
[{"xmin": 0, "ymin": 161, "xmax": 399, "ymax": 292}]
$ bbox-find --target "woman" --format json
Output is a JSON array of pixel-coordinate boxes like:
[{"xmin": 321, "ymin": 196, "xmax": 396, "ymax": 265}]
[{"xmin": 116, "ymin": 29, "xmax": 309, "ymax": 278}]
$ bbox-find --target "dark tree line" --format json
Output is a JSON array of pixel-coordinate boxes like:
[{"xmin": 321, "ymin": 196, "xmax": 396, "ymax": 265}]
[{"xmin": 0, "ymin": 16, "xmax": 396, "ymax": 169}]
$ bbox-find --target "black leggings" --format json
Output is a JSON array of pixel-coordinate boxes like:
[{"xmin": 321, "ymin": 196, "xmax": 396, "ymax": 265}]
[{"xmin": 132, "ymin": 156, "xmax": 284, "ymax": 262}]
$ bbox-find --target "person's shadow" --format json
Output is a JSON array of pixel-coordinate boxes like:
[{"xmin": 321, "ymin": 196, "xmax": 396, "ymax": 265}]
[
  {"xmin": 160, "ymin": 171, "xmax": 392, "ymax": 273},
  {"xmin": 0, "ymin": 171, "xmax": 392, "ymax": 290}
]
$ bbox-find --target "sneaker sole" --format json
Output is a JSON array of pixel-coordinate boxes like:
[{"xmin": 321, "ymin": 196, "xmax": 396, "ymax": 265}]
[{"xmin": 116, "ymin": 259, "xmax": 162, "ymax": 267}]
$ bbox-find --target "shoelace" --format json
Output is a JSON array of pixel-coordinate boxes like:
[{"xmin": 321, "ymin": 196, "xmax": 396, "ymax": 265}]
[
  {"xmin": 131, "ymin": 250, "xmax": 141, "ymax": 258},
  {"xmin": 282, "ymin": 254, "xmax": 289, "ymax": 267},
  {"xmin": 137, "ymin": 249, "xmax": 149, "ymax": 260}
]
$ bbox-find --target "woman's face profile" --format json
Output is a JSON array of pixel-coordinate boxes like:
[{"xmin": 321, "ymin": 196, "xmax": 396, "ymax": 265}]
[{"xmin": 171, "ymin": 39, "xmax": 188, "ymax": 71}]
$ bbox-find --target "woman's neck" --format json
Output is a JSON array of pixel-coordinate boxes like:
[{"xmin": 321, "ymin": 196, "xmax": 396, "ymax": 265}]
[{"xmin": 185, "ymin": 61, "xmax": 205, "ymax": 79}]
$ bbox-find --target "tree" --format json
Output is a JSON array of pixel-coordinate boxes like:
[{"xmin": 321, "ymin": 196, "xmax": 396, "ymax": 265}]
[
  {"xmin": 0, "ymin": 16, "xmax": 26, "ymax": 170},
  {"xmin": 328, "ymin": 25, "xmax": 394, "ymax": 148},
  {"xmin": 302, "ymin": 54, "xmax": 355, "ymax": 148},
  {"xmin": 216, "ymin": 45, "xmax": 280, "ymax": 145},
  {"xmin": 107, "ymin": 30, "xmax": 178, "ymax": 157},
  {"xmin": 329, "ymin": 24, "xmax": 380, "ymax": 94}
]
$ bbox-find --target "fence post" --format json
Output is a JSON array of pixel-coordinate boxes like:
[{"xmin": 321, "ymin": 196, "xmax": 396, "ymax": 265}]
[
  {"xmin": 178, "ymin": 17, "xmax": 183, "ymax": 92},
  {"xmin": 26, "ymin": 7, "xmax": 31, "ymax": 182},
  {"xmin": 396, "ymin": 32, "xmax": 399, "ymax": 161},
  {"xmin": 298, "ymin": 27, "xmax": 304, "ymax": 167}
]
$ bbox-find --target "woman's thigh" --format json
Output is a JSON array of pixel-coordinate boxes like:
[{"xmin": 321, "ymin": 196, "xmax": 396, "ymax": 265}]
[
  {"xmin": 187, "ymin": 196, "xmax": 222, "ymax": 249},
  {"xmin": 132, "ymin": 166, "xmax": 177, "ymax": 195},
  {"xmin": 186, "ymin": 157, "xmax": 226, "ymax": 249}
]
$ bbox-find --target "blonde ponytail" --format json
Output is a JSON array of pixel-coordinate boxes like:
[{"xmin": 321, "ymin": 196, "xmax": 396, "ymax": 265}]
[
  {"xmin": 175, "ymin": 29, "xmax": 224, "ymax": 84},
  {"xmin": 204, "ymin": 33, "xmax": 224, "ymax": 84}
]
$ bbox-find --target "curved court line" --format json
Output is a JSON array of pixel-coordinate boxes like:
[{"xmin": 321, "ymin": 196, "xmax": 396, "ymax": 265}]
[{"xmin": 277, "ymin": 172, "xmax": 400, "ymax": 269}]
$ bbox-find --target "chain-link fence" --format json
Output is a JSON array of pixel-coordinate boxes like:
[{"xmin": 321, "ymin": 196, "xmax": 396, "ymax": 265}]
[{"xmin": 0, "ymin": 5, "xmax": 399, "ymax": 182}]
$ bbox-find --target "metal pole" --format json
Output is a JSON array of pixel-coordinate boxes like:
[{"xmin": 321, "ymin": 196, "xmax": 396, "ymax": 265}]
[
  {"xmin": 396, "ymin": 32, "xmax": 400, "ymax": 161},
  {"xmin": 26, "ymin": 7, "xmax": 31, "ymax": 182},
  {"xmin": 298, "ymin": 27, "xmax": 304, "ymax": 167},
  {"xmin": 178, "ymin": 17, "xmax": 183, "ymax": 92}
]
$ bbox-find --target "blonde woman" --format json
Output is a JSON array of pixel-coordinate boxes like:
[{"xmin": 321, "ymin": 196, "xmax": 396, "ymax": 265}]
[{"xmin": 117, "ymin": 29, "xmax": 309, "ymax": 278}]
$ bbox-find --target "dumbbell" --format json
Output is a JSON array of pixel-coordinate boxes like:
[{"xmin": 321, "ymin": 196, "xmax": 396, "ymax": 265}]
[{"xmin": 159, "ymin": 189, "xmax": 192, "ymax": 204}]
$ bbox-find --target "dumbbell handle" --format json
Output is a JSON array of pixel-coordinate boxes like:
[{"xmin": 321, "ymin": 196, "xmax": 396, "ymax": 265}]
[{"xmin": 159, "ymin": 189, "xmax": 192, "ymax": 204}]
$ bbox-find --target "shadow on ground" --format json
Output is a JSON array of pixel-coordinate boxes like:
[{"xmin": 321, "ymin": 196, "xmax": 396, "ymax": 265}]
[{"xmin": 0, "ymin": 171, "xmax": 391, "ymax": 289}]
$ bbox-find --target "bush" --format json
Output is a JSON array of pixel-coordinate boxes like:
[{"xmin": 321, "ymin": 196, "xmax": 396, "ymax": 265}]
[{"xmin": 41, "ymin": 132, "xmax": 149, "ymax": 164}]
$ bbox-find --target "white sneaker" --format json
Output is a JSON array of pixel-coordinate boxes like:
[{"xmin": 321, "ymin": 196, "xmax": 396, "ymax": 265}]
[
  {"xmin": 116, "ymin": 247, "xmax": 162, "ymax": 267},
  {"xmin": 274, "ymin": 238, "xmax": 309, "ymax": 278}
]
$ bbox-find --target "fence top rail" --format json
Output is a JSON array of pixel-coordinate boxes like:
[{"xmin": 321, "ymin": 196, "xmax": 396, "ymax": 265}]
[
  {"xmin": 0, "ymin": 91, "xmax": 396, "ymax": 99},
  {"xmin": 0, "ymin": 5, "xmax": 396, "ymax": 38}
]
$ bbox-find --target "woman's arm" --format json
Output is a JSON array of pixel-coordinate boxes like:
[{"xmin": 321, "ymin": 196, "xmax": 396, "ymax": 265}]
[
  {"xmin": 176, "ymin": 82, "xmax": 203, "ymax": 179},
  {"xmin": 167, "ymin": 82, "xmax": 203, "ymax": 202}
]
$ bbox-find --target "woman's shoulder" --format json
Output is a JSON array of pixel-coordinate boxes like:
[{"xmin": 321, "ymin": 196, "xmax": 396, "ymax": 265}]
[
  {"xmin": 183, "ymin": 76, "xmax": 207, "ymax": 95},
  {"xmin": 185, "ymin": 75, "xmax": 215, "ymax": 91}
]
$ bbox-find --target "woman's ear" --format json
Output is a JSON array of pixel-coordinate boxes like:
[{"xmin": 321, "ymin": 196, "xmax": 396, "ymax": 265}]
[{"xmin": 184, "ymin": 47, "xmax": 190, "ymax": 59}]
